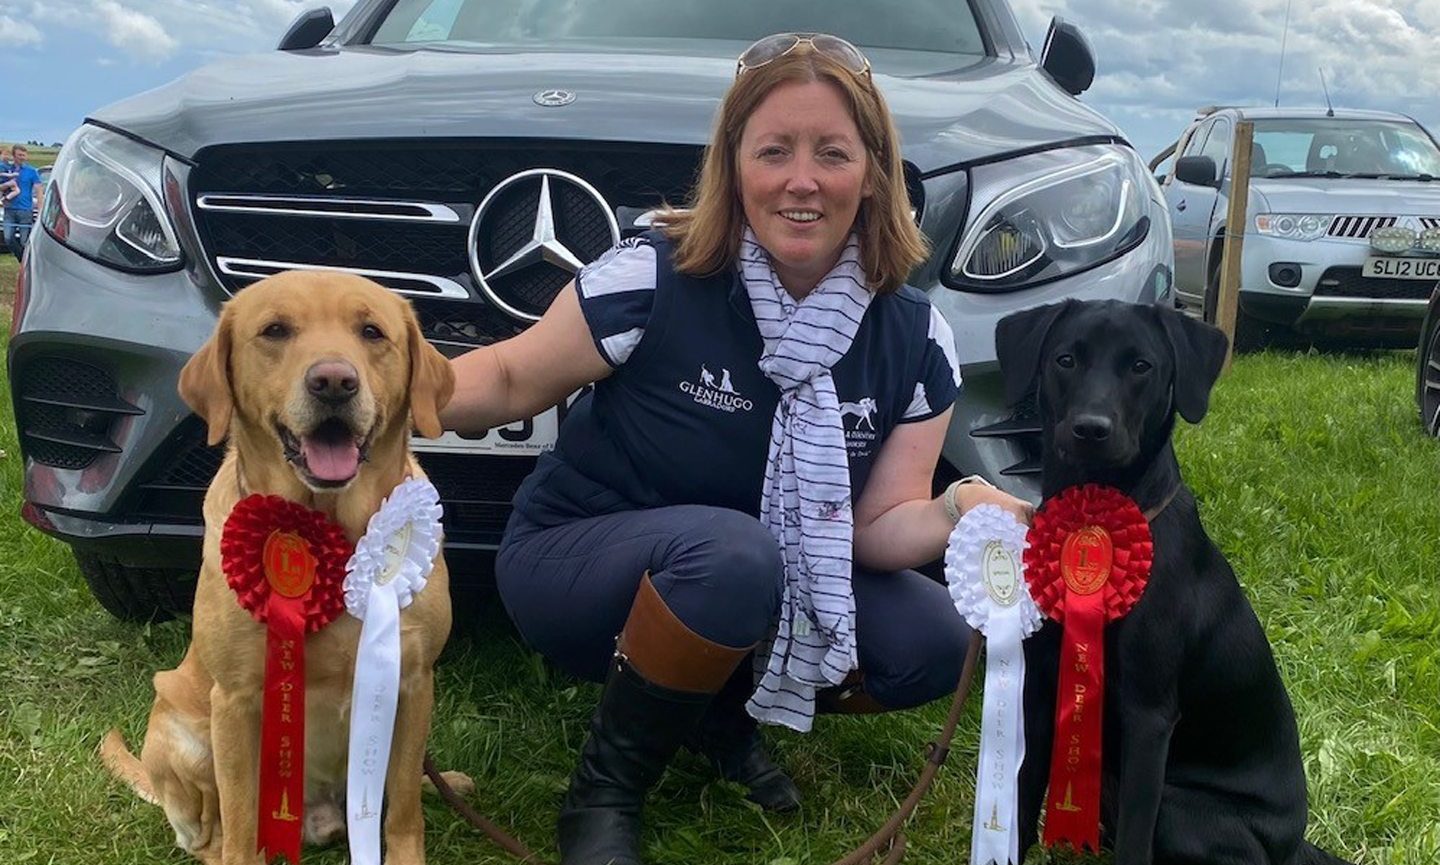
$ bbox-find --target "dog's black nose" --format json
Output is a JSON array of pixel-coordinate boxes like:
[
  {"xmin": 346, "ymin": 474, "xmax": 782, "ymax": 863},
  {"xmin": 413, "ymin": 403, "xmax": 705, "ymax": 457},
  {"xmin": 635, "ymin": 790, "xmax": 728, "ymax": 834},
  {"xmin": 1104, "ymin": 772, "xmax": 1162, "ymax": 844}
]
[
  {"xmin": 306, "ymin": 361, "xmax": 359, "ymax": 405},
  {"xmin": 1072, "ymin": 414, "xmax": 1112, "ymax": 442}
]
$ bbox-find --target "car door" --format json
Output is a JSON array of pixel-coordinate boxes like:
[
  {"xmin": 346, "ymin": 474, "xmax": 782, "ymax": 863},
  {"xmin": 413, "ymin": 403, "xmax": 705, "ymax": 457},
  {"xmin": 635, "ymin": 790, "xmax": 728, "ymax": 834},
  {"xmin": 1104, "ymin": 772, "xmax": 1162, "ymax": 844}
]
[
  {"xmin": 1167, "ymin": 118, "xmax": 1226, "ymax": 302},
  {"xmin": 1195, "ymin": 116, "xmax": 1233, "ymax": 291}
]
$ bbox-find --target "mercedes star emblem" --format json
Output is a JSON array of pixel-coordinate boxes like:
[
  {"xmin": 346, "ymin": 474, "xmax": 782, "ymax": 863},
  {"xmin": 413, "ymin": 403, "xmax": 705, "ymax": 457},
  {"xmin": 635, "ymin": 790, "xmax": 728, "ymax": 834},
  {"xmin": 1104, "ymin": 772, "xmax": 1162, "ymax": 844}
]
[
  {"xmin": 468, "ymin": 168, "xmax": 621, "ymax": 322},
  {"xmin": 533, "ymin": 89, "xmax": 576, "ymax": 107}
]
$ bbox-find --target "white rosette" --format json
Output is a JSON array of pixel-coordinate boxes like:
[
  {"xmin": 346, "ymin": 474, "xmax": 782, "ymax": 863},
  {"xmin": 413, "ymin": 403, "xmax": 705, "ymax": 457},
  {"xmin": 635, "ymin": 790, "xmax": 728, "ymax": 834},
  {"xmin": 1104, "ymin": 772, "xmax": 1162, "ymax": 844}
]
[
  {"xmin": 343, "ymin": 477, "xmax": 443, "ymax": 865},
  {"xmin": 944, "ymin": 504, "xmax": 1044, "ymax": 865}
]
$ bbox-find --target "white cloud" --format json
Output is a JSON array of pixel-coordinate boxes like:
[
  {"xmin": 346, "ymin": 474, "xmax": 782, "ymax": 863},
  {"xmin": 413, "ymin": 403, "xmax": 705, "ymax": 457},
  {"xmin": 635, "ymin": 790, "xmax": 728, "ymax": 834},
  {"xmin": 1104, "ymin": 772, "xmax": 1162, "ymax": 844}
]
[
  {"xmin": 21, "ymin": 0, "xmax": 359, "ymax": 57},
  {"xmin": 95, "ymin": 0, "xmax": 177, "ymax": 61},
  {"xmin": 0, "ymin": 14, "xmax": 43, "ymax": 46},
  {"xmin": 1009, "ymin": 0, "xmax": 1440, "ymax": 161}
]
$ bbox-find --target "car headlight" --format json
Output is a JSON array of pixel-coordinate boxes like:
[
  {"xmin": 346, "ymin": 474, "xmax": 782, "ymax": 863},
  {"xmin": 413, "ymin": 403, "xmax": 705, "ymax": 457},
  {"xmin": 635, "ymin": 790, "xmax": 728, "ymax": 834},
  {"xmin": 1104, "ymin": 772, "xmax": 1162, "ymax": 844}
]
[
  {"xmin": 40, "ymin": 125, "xmax": 181, "ymax": 271},
  {"xmin": 1254, "ymin": 213, "xmax": 1333, "ymax": 242},
  {"xmin": 948, "ymin": 145, "xmax": 1150, "ymax": 292}
]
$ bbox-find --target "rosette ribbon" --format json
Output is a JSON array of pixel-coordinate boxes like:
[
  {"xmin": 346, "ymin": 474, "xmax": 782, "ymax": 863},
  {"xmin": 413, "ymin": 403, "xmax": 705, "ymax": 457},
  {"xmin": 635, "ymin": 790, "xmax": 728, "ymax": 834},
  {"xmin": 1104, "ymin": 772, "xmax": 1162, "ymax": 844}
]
[
  {"xmin": 221, "ymin": 495, "xmax": 352, "ymax": 864},
  {"xmin": 342, "ymin": 477, "xmax": 443, "ymax": 865},
  {"xmin": 945, "ymin": 504, "xmax": 1045, "ymax": 865},
  {"xmin": 1023, "ymin": 484, "xmax": 1153, "ymax": 853}
]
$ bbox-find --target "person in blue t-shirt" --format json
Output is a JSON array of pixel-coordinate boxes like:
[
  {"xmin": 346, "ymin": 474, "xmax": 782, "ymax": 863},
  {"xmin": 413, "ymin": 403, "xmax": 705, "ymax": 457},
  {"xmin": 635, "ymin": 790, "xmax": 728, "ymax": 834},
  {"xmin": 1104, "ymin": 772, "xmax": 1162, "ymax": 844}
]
[
  {"xmin": 3, "ymin": 144, "xmax": 44, "ymax": 258},
  {"xmin": 441, "ymin": 33, "xmax": 1032, "ymax": 865}
]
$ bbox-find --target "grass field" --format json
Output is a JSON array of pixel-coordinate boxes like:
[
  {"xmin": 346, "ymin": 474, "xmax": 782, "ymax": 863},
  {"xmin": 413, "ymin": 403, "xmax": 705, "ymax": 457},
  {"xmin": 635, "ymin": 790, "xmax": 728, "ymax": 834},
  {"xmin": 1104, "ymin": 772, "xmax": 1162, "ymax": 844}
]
[{"xmin": 0, "ymin": 308, "xmax": 1436, "ymax": 863}]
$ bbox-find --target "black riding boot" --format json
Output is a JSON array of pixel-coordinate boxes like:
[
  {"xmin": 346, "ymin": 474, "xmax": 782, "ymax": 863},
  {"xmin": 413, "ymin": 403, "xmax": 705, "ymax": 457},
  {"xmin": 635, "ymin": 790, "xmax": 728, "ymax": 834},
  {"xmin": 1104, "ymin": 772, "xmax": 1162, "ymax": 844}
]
[
  {"xmin": 557, "ymin": 574, "xmax": 748, "ymax": 865},
  {"xmin": 688, "ymin": 664, "xmax": 802, "ymax": 812}
]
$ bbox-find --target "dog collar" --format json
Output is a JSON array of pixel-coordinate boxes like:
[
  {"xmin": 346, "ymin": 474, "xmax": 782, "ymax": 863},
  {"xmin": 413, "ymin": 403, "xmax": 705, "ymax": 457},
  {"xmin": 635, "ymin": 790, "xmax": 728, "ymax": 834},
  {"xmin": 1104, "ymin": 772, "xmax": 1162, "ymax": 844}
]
[{"xmin": 1143, "ymin": 483, "xmax": 1183, "ymax": 522}]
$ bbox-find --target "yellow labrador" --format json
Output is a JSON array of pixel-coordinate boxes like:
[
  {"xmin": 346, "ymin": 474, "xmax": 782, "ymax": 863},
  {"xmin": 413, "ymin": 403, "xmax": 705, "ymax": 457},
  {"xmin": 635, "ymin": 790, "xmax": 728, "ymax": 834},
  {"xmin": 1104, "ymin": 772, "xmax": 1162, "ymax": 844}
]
[{"xmin": 103, "ymin": 271, "xmax": 464, "ymax": 864}]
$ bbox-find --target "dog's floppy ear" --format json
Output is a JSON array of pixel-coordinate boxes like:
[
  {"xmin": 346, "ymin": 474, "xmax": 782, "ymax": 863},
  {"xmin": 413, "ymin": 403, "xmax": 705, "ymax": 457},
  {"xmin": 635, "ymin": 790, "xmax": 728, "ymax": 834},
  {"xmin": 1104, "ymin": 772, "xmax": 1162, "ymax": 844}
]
[
  {"xmin": 407, "ymin": 312, "xmax": 456, "ymax": 439},
  {"xmin": 995, "ymin": 300, "xmax": 1073, "ymax": 406},
  {"xmin": 1157, "ymin": 305, "xmax": 1229, "ymax": 424},
  {"xmin": 178, "ymin": 308, "xmax": 235, "ymax": 447}
]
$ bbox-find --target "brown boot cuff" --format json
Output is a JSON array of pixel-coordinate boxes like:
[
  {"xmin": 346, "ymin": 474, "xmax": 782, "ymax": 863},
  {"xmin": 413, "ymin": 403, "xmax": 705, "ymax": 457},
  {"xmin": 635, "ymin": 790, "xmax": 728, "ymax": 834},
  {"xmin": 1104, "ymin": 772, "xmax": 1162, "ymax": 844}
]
[
  {"xmin": 616, "ymin": 573, "xmax": 750, "ymax": 694},
  {"xmin": 817, "ymin": 672, "xmax": 891, "ymax": 715}
]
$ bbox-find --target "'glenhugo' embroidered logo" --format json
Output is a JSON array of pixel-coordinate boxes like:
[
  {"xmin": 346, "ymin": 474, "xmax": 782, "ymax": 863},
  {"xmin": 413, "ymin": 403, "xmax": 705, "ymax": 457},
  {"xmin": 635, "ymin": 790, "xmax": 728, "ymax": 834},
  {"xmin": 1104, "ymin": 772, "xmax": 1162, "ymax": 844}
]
[{"xmin": 679, "ymin": 364, "xmax": 755, "ymax": 413}]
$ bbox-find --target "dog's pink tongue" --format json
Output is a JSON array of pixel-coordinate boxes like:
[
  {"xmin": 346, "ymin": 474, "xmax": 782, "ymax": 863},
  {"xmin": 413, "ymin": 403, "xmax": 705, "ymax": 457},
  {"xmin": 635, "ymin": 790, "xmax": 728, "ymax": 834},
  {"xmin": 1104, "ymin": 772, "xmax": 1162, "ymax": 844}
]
[{"xmin": 301, "ymin": 436, "xmax": 360, "ymax": 482}]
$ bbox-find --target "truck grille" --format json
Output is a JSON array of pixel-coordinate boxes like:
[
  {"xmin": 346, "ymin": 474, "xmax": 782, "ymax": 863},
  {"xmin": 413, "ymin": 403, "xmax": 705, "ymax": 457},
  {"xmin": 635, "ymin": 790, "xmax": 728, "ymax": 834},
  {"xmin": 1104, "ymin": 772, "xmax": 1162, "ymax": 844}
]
[
  {"xmin": 188, "ymin": 140, "xmax": 704, "ymax": 348},
  {"xmin": 1327, "ymin": 216, "xmax": 1396, "ymax": 239},
  {"xmin": 1327, "ymin": 216, "xmax": 1440, "ymax": 240}
]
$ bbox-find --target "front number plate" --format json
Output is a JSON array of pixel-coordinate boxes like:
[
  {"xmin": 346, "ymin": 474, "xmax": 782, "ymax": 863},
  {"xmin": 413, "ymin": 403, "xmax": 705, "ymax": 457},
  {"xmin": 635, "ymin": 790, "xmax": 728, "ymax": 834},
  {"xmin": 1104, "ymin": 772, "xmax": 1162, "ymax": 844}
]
[
  {"xmin": 412, "ymin": 409, "xmax": 560, "ymax": 457},
  {"xmin": 1363, "ymin": 256, "xmax": 1440, "ymax": 280},
  {"xmin": 411, "ymin": 387, "xmax": 592, "ymax": 457}
]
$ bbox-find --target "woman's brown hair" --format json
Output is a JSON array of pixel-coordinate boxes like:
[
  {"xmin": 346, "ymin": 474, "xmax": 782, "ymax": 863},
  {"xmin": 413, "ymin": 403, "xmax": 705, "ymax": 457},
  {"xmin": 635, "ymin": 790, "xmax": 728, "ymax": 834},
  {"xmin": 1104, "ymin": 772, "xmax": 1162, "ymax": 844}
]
[{"xmin": 659, "ymin": 48, "xmax": 929, "ymax": 294}]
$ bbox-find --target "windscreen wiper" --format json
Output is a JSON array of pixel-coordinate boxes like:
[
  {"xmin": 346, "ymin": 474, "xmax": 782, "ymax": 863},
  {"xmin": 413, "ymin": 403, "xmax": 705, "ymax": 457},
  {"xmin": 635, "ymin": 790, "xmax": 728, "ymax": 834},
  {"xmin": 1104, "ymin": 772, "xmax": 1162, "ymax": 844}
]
[
  {"xmin": 1276, "ymin": 171, "xmax": 1438, "ymax": 181},
  {"xmin": 1347, "ymin": 173, "xmax": 1438, "ymax": 182},
  {"xmin": 1273, "ymin": 170, "xmax": 1346, "ymax": 178}
]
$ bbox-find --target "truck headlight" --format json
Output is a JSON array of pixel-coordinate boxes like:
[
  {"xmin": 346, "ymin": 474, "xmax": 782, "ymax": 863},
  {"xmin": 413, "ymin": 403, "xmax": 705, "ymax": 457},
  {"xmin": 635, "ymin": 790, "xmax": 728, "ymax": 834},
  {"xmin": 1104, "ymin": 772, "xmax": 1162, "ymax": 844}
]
[
  {"xmin": 1255, "ymin": 213, "xmax": 1333, "ymax": 242},
  {"xmin": 40, "ymin": 125, "xmax": 181, "ymax": 272},
  {"xmin": 948, "ymin": 145, "xmax": 1150, "ymax": 292}
]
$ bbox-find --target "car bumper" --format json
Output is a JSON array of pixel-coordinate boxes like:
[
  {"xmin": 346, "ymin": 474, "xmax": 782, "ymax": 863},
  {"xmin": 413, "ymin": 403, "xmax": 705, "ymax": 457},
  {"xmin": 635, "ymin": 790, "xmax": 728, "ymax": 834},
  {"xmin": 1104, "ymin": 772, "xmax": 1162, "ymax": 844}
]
[{"xmin": 1238, "ymin": 233, "xmax": 1432, "ymax": 342}]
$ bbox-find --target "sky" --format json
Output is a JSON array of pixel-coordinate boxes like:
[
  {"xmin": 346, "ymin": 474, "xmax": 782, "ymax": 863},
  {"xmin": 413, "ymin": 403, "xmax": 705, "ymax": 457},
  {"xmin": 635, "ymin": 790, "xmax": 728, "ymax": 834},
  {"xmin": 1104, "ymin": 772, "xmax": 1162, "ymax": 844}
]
[{"xmin": 2, "ymin": 0, "xmax": 1437, "ymax": 168}]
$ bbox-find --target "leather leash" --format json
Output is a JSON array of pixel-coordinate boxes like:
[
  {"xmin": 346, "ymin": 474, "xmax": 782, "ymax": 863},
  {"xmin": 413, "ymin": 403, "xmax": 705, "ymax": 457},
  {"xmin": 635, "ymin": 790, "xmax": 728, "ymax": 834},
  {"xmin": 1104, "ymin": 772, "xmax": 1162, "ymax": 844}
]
[{"xmin": 424, "ymin": 629, "xmax": 983, "ymax": 865}]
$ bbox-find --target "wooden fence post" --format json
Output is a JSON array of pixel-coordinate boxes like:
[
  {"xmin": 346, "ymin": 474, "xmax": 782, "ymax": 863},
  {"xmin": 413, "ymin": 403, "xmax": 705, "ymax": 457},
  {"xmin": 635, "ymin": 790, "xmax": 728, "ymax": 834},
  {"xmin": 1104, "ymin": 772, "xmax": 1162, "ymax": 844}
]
[{"xmin": 1216, "ymin": 120, "xmax": 1254, "ymax": 370}]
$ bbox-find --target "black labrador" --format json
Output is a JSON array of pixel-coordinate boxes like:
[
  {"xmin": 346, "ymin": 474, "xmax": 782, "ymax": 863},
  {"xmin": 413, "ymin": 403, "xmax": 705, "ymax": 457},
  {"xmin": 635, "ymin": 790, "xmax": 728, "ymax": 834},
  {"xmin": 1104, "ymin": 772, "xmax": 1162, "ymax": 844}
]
[{"xmin": 994, "ymin": 300, "xmax": 1351, "ymax": 865}]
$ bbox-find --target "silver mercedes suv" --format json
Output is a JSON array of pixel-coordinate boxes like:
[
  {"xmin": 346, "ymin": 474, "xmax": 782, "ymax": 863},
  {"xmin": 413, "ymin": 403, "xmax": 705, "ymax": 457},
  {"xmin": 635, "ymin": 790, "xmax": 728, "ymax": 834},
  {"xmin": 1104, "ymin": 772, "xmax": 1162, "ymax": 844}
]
[
  {"xmin": 1155, "ymin": 105, "xmax": 1440, "ymax": 348},
  {"xmin": 9, "ymin": 0, "xmax": 1173, "ymax": 620}
]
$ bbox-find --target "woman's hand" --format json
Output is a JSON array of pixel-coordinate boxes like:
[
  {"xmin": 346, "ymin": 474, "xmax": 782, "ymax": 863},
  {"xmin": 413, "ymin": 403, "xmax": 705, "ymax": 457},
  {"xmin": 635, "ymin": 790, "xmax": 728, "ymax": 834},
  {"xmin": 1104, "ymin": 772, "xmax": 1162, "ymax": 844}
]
[
  {"xmin": 439, "ymin": 281, "xmax": 612, "ymax": 434},
  {"xmin": 954, "ymin": 481, "xmax": 1035, "ymax": 526}
]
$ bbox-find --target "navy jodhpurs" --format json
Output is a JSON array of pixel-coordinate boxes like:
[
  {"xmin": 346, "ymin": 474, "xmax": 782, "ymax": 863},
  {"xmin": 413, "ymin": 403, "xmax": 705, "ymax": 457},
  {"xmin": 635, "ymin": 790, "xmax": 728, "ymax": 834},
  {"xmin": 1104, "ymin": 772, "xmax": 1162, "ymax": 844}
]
[{"xmin": 495, "ymin": 504, "xmax": 973, "ymax": 710}]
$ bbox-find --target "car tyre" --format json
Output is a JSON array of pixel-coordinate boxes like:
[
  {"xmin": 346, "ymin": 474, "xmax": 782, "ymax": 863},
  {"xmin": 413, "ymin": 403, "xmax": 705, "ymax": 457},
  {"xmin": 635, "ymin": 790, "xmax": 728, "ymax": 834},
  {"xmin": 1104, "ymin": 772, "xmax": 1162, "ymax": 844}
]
[
  {"xmin": 1419, "ymin": 310, "xmax": 1440, "ymax": 438},
  {"xmin": 73, "ymin": 550, "xmax": 195, "ymax": 623}
]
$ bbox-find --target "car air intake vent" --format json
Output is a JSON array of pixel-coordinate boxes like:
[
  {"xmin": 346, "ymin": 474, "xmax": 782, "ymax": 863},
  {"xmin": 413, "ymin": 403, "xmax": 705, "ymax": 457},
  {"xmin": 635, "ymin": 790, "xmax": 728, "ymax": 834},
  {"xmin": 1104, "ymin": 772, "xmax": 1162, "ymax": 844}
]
[
  {"xmin": 16, "ymin": 357, "xmax": 142, "ymax": 469},
  {"xmin": 1328, "ymin": 216, "xmax": 1397, "ymax": 239},
  {"xmin": 189, "ymin": 140, "xmax": 706, "ymax": 348},
  {"xmin": 970, "ymin": 391, "xmax": 1042, "ymax": 476}
]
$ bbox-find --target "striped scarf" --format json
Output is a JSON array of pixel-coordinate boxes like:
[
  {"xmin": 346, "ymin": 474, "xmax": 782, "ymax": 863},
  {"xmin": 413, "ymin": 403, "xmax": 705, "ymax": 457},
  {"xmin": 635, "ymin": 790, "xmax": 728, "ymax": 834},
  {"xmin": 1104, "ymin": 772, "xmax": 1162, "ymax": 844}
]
[{"xmin": 740, "ymin": 227, "xmax": 872, "ymax": 733}]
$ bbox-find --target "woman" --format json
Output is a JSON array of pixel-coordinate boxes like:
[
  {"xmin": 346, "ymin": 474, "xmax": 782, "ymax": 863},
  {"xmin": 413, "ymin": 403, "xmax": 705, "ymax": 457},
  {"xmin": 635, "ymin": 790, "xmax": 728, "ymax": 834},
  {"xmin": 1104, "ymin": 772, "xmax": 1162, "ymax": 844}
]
[{"xmin": 441, "ymin": 33, "xmax": 1032, "ymax": 865}]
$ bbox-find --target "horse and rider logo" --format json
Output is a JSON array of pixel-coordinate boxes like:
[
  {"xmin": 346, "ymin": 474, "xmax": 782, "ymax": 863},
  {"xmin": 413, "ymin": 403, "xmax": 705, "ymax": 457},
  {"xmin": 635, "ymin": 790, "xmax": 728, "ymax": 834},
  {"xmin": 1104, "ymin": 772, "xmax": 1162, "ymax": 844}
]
[{"xmin": 839, "ymin": 396, "xmax": 877, "ymax": 431}]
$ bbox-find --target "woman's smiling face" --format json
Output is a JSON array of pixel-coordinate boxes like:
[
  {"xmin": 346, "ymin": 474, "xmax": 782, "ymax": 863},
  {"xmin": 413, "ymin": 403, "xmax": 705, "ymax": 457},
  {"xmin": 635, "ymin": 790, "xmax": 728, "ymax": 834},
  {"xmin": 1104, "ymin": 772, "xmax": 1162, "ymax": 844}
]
[{"xmin": 737, "ymin": 78, "xmax": 872, "ymax": 297}]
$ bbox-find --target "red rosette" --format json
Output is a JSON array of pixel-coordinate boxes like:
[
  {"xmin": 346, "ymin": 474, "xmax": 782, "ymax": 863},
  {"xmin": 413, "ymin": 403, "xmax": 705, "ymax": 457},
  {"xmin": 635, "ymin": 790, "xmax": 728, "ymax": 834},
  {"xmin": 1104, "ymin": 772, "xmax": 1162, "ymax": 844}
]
[
  {"xmin": 1022, "ymin": 483, "xmax": 1154, "ymax": 854},
  {"xmin": 219, "ymin": 494, "xmax": 352, "ymax": 864},
  {"xmin": 220, "ymin": 494, "xmax": 351, "ymax": 633},
  {"xmin": 1023, "ymin": 483, "xmax": 1153, "ymax": 623}
]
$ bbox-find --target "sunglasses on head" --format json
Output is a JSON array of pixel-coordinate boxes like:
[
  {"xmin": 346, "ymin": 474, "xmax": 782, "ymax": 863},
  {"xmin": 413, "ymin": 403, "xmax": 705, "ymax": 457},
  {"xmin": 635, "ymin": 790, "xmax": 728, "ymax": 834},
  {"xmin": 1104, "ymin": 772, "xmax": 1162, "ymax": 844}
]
[{"xmin": 735, "ymin": 32, "xmax": 872, "ymax": 80}]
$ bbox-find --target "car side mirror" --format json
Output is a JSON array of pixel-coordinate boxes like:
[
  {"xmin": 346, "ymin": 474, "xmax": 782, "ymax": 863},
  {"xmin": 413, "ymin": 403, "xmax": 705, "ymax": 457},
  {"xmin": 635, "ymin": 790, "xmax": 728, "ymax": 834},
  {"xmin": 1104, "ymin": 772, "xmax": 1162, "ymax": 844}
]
[
  {"xmin": 1174, "ymin": 155, "xmax": 1220, "ymax": 188},
  {"xmin": 278, "ymin": 7, "xmax": 334, "ymax": 51},
  {"xmin": 1040, "ymin": 17, "xmax": 1095, "ymax": 96}
]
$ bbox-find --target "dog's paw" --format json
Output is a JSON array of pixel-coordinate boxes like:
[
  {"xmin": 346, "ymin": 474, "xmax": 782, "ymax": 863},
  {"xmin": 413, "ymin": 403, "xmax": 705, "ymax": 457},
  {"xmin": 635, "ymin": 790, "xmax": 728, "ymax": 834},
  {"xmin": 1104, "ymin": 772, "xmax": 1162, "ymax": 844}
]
[
  {"xmin": 303, "ymin": 800, "xmax": 347, "ymax": 847},
  {"xmin": 422, "ymin": 769, "xmax": 475, "ymax": 798}
]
